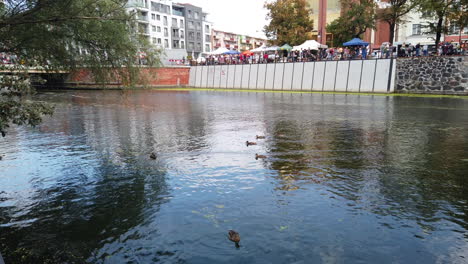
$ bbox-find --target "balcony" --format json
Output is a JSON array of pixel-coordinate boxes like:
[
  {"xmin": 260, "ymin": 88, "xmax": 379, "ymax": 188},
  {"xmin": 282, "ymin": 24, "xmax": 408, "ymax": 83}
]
[{"xmin": 137, "ymin": 15, "xmax": 149, "ymax": 23}]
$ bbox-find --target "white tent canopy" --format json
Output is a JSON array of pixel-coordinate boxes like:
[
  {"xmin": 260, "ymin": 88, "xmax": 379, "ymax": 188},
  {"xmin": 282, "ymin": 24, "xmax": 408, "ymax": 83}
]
[
  {"xmin": 209, "ymin": 47, "xmax": 230, "ymax": 55},
  {"xmin": 293, "ymin": 40, "xmax": 328, "ymax": 51},
  {"xmin": 251, "ymin": 45, "xmax": 267, "ymax": 53},
  {"xmin": 264, "ymin": 46, "xmax": 280, "ymax": 51}
]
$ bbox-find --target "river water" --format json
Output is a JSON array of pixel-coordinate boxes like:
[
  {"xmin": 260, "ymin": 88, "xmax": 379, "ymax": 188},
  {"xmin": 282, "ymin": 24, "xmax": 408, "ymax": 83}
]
[{"xmin": 1, "ymin": 90, "xmax": 468, "ymax": 263}]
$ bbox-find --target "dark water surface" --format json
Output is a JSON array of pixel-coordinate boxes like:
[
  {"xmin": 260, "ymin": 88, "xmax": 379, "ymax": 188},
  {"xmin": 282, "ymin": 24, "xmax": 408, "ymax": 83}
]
[{"xmin": 1, "ymin": 90, "xmax": 468, "ymax": 263}]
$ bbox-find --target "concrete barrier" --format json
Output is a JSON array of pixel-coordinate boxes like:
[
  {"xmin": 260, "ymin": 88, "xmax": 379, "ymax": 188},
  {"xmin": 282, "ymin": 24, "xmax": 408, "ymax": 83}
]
[{"xmin": 189, "ymin": 59, "xmax": 396, "ymax": 93}]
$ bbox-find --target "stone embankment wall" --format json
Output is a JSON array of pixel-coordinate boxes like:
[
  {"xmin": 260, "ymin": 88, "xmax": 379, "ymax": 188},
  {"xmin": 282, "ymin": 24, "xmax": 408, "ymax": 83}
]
[
  {"xmin": 65, "ymin": 67, "xmax": 190, "ymax": 88},
  {"xmin": 396, "ymin": 56, "xmax": 468, "ymax": 95}
]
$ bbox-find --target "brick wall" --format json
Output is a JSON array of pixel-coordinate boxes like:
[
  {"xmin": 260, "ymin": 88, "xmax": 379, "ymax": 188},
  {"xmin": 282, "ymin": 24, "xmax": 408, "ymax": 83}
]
[{"xmin": 66, "ymin": 67, "xmax": 190, "ymax": 88}]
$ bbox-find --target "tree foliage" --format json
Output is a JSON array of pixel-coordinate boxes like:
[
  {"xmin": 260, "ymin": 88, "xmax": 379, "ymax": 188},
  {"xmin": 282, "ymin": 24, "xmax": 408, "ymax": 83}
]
[
  {"xmin": 0, "ymin": 0, "xmax": 159, "ymax": 137},
  {"xmin": 327, "ymin": 0, "xmax": 376, "ymax": 47},
  {"xmin": 264, "ymin": 0, "xmax": 314, "ymax": 46},
  {"xmin": 418, "ymin": 0, "xmax": 468, "ymax": 47},
  {"xmin": 377, "ymin": 0, "xmax": 417, "ymax": 45}
]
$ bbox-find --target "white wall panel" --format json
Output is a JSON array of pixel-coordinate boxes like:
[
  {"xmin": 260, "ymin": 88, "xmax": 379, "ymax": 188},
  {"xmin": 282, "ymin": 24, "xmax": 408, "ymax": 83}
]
[
  {"xmin": 323, "ymin": 61, "xmax": 338, "ymax": 91},
  {"xmin": 189, "ymin": 67, "xmax": 196, "ymax": 86},
  {"xmin": 347, "ymin": 60, "xmax": 363, "ymax": 92},
  {"xmin": 196, "ymin": 66, "xmax": 203, "ymax": 87},
  {"xmin": 360, "ymin": 60, "xmax": 377, "ymax": 92},
  {"xmin": 241, "ymin": 65, "xmax": 250, "ymax": 89},
  {"xmin": 312, "ymin": 62, "xmax": 326, "ymax": 91},
  {"xmin": 248, "ymin": 64, "xmax": 258, "ymax": 89},
  {"xmin": 335, "ymin": 61, "xmax": 350, "ymax": 92},
  {"xmin": 273, "ymin": 63, "xmax": 284, "ymax": 90},
  {"xmin": 265, "ymin": 63, "xmax": 275, "ymax": 90},
  {"xmin": 226, "ymin": 65, "xmax": 235, "ymax": 89},
  {"xmin": 302, "ymin": 62, "xmax": 315, "ymax": 91},
  {"xmin": 282, "ymin": 63, "xmax": 295, "ymax": 90},
  {"xmin": 212, "ymin": 66, "xmax": 222, "ymax": 88},
  {"xmin": 292, "ymin": 63, "xmax": 304, "ymax": 90},
  {"xmin": 219, "ymin": 65, "xmax": 228, "ymax": 88},
  {"xmin": 374, "ymin": 60, "xmax": 391, "ymax": 93},
  {"xmin": 233, "ymin": 65, "xmax": 243, "ymax": 88},
  {"xmin": 257, "ymin": 64, "xmax": 268, "ymax": 90}
]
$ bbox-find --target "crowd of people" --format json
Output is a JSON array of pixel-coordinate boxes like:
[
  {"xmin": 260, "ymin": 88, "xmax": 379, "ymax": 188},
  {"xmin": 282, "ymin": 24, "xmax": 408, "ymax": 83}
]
[
  {"xmin": 398, "ymin": 41, "xmax": 467, "ymax": 57},
  {"xmin": 0, "ymin": 53, "xmax": 19, "ymax": 64},
  {"xmin": 195, "ymin": 40, "xmax": 468, "ymax": 66}
]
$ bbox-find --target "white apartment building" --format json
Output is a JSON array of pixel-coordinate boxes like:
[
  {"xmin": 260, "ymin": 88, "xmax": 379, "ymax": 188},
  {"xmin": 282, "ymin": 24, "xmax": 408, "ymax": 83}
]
[
  {"xmin": 126, "ymin": 0, "xmax": 213, "ymax": 64},
  {"xmin": 395, "ymin": 10, "xmax": 438, "ymax": 46}
]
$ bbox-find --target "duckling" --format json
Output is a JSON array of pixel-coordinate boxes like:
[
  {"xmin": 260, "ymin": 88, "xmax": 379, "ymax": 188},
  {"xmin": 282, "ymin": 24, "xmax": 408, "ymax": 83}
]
[
  {"xmin": 246, "ymin": 141, "xmax": 257, "ymax": 146},
  {"xmin": 150, "ymin": 152, "xmax": 157, "ymax": 160},
  {"xmin": 228, "ymin": 230, "xmax": 241, "ymax": 248},
  {"xmin": 256, "ymin": 135, "xmax": 266, "ymax": 140},
  {"xmin": 255, "ymin": 154, "xmax": 267, "ymax": 160}
]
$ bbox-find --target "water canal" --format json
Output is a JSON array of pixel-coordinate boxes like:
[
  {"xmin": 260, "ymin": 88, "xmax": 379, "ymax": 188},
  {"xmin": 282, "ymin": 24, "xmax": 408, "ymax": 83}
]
[{"xmin": 1, "ymin": 90, "xmax": 468, "ymax": 263}]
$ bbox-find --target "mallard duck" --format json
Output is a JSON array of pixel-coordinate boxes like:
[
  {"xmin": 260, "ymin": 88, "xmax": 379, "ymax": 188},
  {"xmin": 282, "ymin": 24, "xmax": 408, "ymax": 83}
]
[
  {"xmin": 256, "ymin": 135, "xmax": 266, "ymax": 140},
  {"xmin": 246, "ymin": 141, "xmax": 257, "ymax": 146},
  {"xmin": 228, "ymin": 230, "xmax": 240, "ymax": 248},
  {"xmin": 150, "ymin": 153, "xmax": 157, "ymax": 160},
  {"xmin": 255, "ymin": 154, "xmax": 267, "ymax": 160}
]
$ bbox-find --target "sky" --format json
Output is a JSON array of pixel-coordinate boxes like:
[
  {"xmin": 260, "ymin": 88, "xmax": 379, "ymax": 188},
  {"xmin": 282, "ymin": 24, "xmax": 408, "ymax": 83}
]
[{"xmin": 184, "ymin": 0, "xmax": 271, "ymax": 39}]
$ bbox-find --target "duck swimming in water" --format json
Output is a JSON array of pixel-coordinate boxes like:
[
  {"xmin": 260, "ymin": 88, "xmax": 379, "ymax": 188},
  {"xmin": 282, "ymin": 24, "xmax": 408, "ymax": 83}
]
[
  {"xmin": 256, "ymin": 135, "xmax": 266, "ymax": 140},
  {"xmin": 246, "ymin": 141, "xmax": 257, "ymax": 146},
  {"xmin": 255, "ymin": 154, "xmax": 267, "ymax": 160},
  {"xmin": 228, "ymin": 230, "xmax": 241, "ymax": 248},
  {"xmin": 150, "ymin": 153, "xmax": 157, "ymax": 160}
]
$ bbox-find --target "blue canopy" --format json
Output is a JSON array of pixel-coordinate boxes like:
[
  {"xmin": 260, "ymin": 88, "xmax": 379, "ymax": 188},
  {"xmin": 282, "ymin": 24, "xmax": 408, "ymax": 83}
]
[
  {"xmin": 343, "ymin": 38, "xmax": 369, "ymax": 47},
  {"xmin": 223, "ymin": 50, "xmax": 240, "ymax": 55}
]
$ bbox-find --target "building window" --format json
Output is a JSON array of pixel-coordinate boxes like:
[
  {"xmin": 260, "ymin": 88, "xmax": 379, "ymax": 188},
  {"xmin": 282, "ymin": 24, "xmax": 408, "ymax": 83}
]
[
  {"xmin": 188, "ymin": 10, "xmax": 192, "ymax": 19},
  {"xmin": 194, "ymin": 12, "xmax": 199, "ymax": 19},
  {"xmin": 164, "ymin": 27, "xmax": 168, "ymax": 37},
  {"xmin": 157, "ymin": 14, "xmax": 160, "ymax": 21},
  {"xmin": 205, "ymin": 25, "xmax": 210, "ymax": 32},
  {"xmin": 152, "ymin": 38, "xmax": 157, "ymax": 44},
  {"xmin": 181, "ymin": 30, "xmax": 185, "ymax": 38},
  {"xmin": 196, "ymin": 32, "xmax": 201, "ymax": 40},
  {"xmin": 157, "ymin": 26, "xmax": 161, "ymax": 32},
  {"xmin": 164, "ymin": 39, "xmax": 169, "ymax": 48},
  {"xmin": 181, "ymin": 41, "xmax": 185, "ymax": 49},
  {"xmin": 205, "ymin": 35, "xmax": 210, "ymax": 42},
  {"xmin": 412, "ymin": 24, "xmax": 421, "ymax": 35},
  {"xmin": 189, "ymin": 42, "xmax": 194, "ymax": 50},
  {"xmin": 163, "ymin": 16, "xmax": 168, "ymax": 26},
  {"xmin": 205, "ymin": 44, "xmax": 210, "ymax": 52},
  {"xmin": 188, "ymin": 21, "xmax": 194, "ymax": 29},
  {"xmin": 151, "ymin": 14, "xmax": 156, "ymax": 20},
  {"xmin": 172, "ymin": 18, "xmax": 177, "ymax": 27},
  {"xmin": 173, "ymin": 40, "xmax": 179, "ymax": 49},
  {"xmin": 152, "ymin": 26, "xmax": 156, "ymax": 32},
  {"xmin": 196, "ymin": 22, "xmax": 201, "ymax": 30},
  {"xmin": 197, "ymin": 42, "xmax": 202, "ymax": 51},
  {"xmin": 180, "ymin": 19, "xmax": 185, "ymax": 28},
  {"xmin": 157, "ymin": 38, "xmax": 162, "ymax": 44},
  {"xmin": 189, "ymin": 32, "xmax": 194, "ymax": 40}
]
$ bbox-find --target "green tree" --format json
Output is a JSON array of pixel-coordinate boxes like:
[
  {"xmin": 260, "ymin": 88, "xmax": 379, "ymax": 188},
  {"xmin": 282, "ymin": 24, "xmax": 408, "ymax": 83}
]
[
  {"xmin": 377, "ymin": 0, "xmax": 417, "ymax": 45},
  {"xmin": 327, "ymin": 0, "xmax": 376, "ymax": 47},
  {"xmin": 264, "ymin": 0, "xmax": 314, "ymax": 46},
  {"xmin": 418, "ymin": 0, "xmax": 468, "ymax": 47},
  {"xmin": 0, "ymin": 0, "xmax": 159, "ymax": 137}
]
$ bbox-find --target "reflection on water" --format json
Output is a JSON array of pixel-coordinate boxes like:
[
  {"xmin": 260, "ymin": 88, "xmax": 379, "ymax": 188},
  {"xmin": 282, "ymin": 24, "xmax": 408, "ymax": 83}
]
[{"xmin": 1, "ymin": 91, "xmax": 468, "ymax": 263}]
